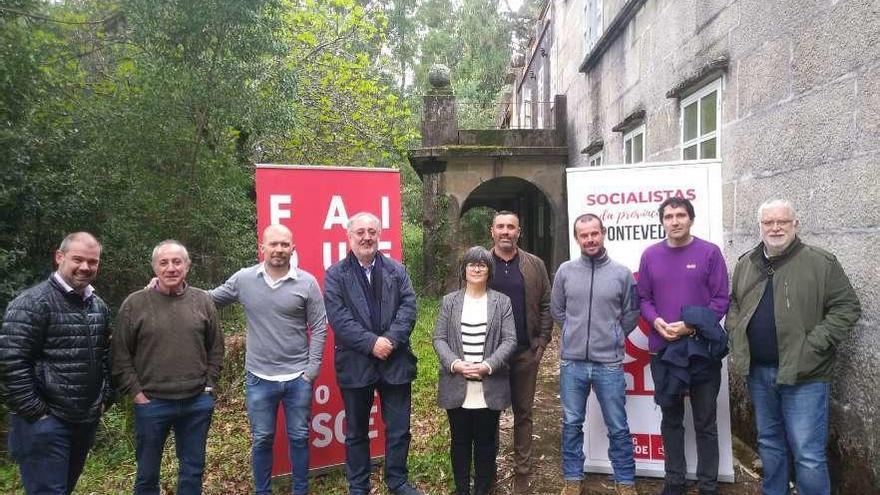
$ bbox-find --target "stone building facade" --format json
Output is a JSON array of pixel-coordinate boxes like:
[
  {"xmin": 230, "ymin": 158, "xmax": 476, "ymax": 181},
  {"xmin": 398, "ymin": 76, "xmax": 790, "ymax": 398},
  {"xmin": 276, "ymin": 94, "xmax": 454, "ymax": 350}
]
[{"xmin": 496, "ymin": 0, "xmax": 879, "ymax": 490}]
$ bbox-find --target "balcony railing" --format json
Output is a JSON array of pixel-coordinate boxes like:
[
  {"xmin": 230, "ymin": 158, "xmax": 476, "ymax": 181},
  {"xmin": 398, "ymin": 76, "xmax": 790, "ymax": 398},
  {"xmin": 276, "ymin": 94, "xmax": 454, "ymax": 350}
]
[
  {"xmin": 418, "ymin": 99, "xmax": 556, "ymax": 130},
  {"xmin": 496, "ymin": 100, "xmax": 556, "ymax": 130}
]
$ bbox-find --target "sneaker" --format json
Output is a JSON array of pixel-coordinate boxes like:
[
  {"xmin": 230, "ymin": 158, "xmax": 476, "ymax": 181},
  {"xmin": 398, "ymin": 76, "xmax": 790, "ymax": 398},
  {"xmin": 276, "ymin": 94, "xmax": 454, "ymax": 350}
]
[
  {"xmin": 657, "ymin": 484, "xmax": 685, "ymax": 495},
  {"xmin": 560, "ymin": 480, "xmax": 582, "ymax": 495},
  {"xmin": 615, "ymin": 483, "xmax": 639, "ymax": 495},
  {"xmin": 391, "ymin": 482, "xmax": 425, "ymax": 495}
]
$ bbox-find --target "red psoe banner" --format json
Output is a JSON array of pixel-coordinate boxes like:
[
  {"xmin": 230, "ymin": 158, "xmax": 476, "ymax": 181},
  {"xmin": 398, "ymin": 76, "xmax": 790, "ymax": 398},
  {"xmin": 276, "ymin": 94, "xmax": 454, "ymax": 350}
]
[{"xmin": 255, "ymin": 164, "xmax": 402, "ymax": 473}]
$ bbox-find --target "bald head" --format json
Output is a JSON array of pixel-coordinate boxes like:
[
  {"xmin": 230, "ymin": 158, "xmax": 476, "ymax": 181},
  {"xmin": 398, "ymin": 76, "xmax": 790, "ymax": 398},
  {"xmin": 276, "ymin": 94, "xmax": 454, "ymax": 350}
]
[
  {"xmin": 261, "ymin": 224, "xmax": 295, "ymax": 271},
  {"xmin": 263, "ymin": 223, "xmax": 293, "ymax": 241}
]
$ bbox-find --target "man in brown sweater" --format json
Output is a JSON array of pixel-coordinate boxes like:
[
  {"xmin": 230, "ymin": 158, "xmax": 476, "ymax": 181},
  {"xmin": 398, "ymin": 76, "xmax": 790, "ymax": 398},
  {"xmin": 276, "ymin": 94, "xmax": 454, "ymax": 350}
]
[{"xmin": 112, "ymin": 240, "xmax": 224, "ymax": 495}]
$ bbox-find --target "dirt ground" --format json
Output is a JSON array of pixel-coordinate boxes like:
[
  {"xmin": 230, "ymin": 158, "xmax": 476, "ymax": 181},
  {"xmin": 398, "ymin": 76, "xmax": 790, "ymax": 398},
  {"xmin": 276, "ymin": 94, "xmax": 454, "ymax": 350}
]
[{"xmin": 491, "ymin": 336, "xmax": 763, "ymax": 495}]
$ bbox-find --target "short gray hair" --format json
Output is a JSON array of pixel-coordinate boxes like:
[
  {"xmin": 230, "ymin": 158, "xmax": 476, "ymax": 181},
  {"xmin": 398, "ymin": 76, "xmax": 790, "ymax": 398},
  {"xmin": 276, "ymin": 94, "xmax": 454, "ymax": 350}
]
[
  {"xmin": 151, "ymin": 239, "xmax": 190, "ymax": 265},
  {"xmin": 346, "ymin": 212, "xmax": 382, "ymax": 233},
  {"xmin": 58, "ymin": 232, "xmax": 101, "ymax": 253},
  {"xmin": 757, "ymin": 199, "xmax": 797, "ymax": 223}
]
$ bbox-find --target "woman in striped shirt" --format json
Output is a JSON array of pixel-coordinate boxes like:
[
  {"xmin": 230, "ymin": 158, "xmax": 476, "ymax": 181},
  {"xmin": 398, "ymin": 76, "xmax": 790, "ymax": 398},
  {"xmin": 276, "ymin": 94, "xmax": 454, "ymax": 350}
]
[{"xmin": 433, "ymin": 246, "xmax": 518, "ymax": 495}]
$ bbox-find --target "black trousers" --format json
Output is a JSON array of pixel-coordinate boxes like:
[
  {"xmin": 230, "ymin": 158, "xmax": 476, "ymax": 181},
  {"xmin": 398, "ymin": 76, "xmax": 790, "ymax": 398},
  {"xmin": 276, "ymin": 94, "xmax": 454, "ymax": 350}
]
[
  {"xmin": 650, "ymin": 356, "xmax": 722, "ymax": 493},
  {"xmin": 446, "ymin": 407, "xmax": 501, "ymax": 495},
  {"xmin": 341, "ymin": 382, "xmax": 412, "ymax": 494}
]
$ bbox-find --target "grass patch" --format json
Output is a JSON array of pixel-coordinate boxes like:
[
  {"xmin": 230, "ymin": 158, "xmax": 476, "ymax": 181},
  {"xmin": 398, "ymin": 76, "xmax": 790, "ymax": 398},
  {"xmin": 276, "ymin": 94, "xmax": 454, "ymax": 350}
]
[
  {"xmin": 1, "ymin": 297, "xmax": 448, "ymax": 495},
  {"xmin": 407, "ymin": 297, "xmax": 451, "ymax": 491}
]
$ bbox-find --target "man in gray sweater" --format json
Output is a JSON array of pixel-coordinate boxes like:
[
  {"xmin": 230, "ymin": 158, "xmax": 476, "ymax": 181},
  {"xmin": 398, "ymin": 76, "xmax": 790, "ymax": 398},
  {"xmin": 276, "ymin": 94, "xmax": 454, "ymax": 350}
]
[
  {"xmin": 211, "ymin": 224, "xmax": 327, "ymax": 495},
  {"xmin": 551, "ymin": 214, "xmax": 640, "ymax": 495}
]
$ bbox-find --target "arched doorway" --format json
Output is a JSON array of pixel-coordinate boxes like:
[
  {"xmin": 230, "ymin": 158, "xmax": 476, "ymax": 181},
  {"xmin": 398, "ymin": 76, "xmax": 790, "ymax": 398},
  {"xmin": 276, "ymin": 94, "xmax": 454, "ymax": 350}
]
[
  {"xmin": 457, "ymin": 177, "xmax": 555, "ymax": 269},
  {"xmin": 409, "ymin": 89, "xmax": 569, "ymax": 294}
]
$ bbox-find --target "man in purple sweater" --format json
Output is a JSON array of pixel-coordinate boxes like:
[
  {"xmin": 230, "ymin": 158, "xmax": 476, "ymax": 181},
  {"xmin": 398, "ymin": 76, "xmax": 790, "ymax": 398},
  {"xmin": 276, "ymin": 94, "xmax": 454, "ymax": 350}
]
[{"xmin": 637, "ymin": 197, "xmax": 729, "ymax": 495}]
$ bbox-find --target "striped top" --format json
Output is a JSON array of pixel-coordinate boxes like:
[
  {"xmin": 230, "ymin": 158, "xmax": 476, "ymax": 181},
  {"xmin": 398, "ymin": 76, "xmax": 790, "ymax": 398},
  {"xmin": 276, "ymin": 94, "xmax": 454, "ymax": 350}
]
[{"xmin": 461, "ymin": 293, "xmax": 488, "ymax": 409}]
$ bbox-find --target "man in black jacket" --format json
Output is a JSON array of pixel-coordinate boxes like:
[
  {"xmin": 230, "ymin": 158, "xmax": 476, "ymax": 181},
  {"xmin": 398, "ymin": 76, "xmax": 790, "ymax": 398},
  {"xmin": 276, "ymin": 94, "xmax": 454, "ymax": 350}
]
[{"xmin": 0, "ymin": 232, "xmax": 113, "ymax": 494}]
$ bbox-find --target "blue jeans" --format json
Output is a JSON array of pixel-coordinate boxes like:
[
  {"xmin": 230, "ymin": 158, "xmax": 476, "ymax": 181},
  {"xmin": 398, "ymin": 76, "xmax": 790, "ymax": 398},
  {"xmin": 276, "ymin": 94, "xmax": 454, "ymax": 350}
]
[
  {"xmin": 246, "ymin": 372, "xmax": 313, "ymax": 495},
  {"xmin": 133, "ymin": 393, "xmax": 214, "ymax": 495},
  {"xmin": 341, "ymin": 382, "xmax": 412, "ymax": 494},
  {"xmin": 748, "ymin": 365, "xmax": 831, "ymax": 495},
  {"xmin": 559, "ymin": 360, "xmax": 635, "ymax": 484},
  {"xmin": 7, "ymin": 413, "xmax": 98, "ymax": 494}
]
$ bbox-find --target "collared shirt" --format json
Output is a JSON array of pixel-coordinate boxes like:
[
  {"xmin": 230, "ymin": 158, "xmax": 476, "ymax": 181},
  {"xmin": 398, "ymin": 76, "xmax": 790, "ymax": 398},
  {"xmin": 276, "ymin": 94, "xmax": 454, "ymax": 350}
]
[
  {"xmin": 52, "ymin": 272, "xmax": 94, "ymax": 300},
  {"xmin": 152, "ymin": 281, "xmax": 187, "ymax": 296},
  {"xmin": 360, "ymin": 258, "xmax": 376, "ymax": 284},
  {"xmin": 489, "ymin": 251, "xmax": 528, "ymax": 346},
  {"xmin": 256, "ymin": 260, "xmax": 298, "ymax": 289}
]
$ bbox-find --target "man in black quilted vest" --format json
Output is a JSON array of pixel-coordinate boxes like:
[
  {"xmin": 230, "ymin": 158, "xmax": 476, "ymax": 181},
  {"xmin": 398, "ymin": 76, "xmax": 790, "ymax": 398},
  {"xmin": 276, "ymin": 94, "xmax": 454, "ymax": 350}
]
[{"xmin": 0, "ymin": 232, "xmax": 113, "ymax": 494}]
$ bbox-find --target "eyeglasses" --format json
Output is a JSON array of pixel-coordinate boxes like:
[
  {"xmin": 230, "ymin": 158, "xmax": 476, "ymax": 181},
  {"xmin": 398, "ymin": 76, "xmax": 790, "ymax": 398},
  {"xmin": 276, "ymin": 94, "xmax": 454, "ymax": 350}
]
[
  {"xmin": 350, "ymin": 228, "xmax": 379, "ymax": 238},
  {"xmin": 466, "ymin": 263, "xmax": 488, "ymax": 271},
  {"xmin": 760, "ymin": 219, "xmax": 795, "ymax": 228}
]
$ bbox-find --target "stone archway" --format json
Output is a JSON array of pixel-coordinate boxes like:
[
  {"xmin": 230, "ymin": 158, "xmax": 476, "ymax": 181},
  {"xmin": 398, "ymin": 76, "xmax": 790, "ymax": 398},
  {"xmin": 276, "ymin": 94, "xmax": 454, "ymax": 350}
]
[
  {"xmin": 412, "ymin": 149, "xmax": 568, "ymax": 294},
  {"xmin": 409, "ymin": 78, "xmax": 569, "ymax": 295},
  {"xmin": 458, "ymin": 177, "xmax": 554, "ymax": 268}
]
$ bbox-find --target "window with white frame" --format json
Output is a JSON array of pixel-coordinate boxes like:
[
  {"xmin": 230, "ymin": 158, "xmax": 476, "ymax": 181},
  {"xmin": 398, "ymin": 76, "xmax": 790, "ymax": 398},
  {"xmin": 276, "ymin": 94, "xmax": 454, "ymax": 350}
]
[
  {"xmin": 624, "ymin": 124, "xmax": 645, "ymax": 164},
  {"xmin": 584, "ymin": 0, "xmax": 604, "ymax": 52},
  {"xmin": 681, "ymin": 79, "xmax": 721, "ymax": 160},
  {"xmin": 588, "ymin": 150, "xmax": 603, "ymax": 167},
  {"xmin": 522, "ymin": 86, "xmax": 532, "ymax": 128}
]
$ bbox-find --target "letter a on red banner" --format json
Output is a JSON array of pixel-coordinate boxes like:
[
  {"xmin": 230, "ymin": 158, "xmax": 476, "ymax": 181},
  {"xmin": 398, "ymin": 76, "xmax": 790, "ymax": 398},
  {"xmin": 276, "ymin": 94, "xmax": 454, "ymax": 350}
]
[{"xmin": 255, "ymin": 164, "xmax": 402, "ymax": 474}]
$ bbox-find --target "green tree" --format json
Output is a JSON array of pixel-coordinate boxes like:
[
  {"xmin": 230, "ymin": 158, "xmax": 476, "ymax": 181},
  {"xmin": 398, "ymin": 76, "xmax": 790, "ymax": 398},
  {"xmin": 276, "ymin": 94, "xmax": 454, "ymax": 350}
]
[
  {"xmin": 260, "ymin": 0, "xmax": 416, "ymax": 167},
  {"xmin": 0, "ymin": 1, "xmax": 104, "ymax": 306},
  {"xmin": 0, "ymin": 0, "xmax": 418, "ymax": 306}
]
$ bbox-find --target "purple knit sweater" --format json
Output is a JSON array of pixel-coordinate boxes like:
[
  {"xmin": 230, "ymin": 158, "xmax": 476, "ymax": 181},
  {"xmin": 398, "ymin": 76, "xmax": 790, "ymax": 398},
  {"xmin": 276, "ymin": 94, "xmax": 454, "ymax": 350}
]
[{"xmin": 637, "ymin": 236, "xmax": 730, "ymax": 353}]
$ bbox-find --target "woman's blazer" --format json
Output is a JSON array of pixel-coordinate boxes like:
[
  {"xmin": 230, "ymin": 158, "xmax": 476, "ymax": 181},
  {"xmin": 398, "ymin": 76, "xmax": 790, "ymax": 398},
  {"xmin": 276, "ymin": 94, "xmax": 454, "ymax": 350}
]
[{"xmin": 432, "ymin": 289, "xmax": 518, "ymax": 410}]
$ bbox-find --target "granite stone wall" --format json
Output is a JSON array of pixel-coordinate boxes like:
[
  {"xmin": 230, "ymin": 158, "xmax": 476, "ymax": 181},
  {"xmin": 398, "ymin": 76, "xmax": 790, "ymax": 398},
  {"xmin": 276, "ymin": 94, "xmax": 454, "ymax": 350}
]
[{"xmin": 547, "ymin": 0, "xmax": 880, "ymax": 490}]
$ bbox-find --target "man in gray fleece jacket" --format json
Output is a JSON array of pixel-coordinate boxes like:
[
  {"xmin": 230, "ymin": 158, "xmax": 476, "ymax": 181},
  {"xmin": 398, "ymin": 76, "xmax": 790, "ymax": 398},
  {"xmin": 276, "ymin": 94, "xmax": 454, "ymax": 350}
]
[{"xmin": 551, "ymin": 214, "xmax": 640, "ymax": 495}]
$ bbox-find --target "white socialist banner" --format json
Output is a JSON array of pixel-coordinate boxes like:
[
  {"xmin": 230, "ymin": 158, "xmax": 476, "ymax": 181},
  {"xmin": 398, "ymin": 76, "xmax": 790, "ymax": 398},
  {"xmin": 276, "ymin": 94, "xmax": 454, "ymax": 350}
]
[{"xmin": 565, "ymin": 160, "xmax": 734, "ymax": 481}]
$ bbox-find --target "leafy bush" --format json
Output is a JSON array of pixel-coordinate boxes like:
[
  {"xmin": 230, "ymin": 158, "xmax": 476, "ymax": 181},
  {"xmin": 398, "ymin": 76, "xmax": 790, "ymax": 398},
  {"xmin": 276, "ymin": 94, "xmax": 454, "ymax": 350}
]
[{"xmin": 403, "ymin": 221, "xmax": 425, "ymax": 294}]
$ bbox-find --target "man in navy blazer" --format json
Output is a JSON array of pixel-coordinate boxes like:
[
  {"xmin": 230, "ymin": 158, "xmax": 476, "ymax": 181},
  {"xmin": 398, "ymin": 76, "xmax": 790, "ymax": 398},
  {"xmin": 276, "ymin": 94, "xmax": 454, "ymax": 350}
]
[{"xmin": 323, "ymin": 211, "xmax": 422, "ymax": 495}]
